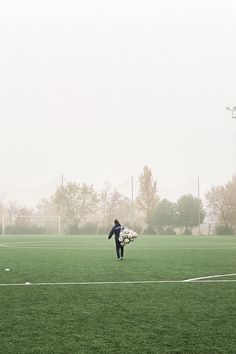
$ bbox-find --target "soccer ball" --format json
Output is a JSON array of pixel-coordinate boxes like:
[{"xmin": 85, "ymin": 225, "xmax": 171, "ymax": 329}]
[
  {"xmin": 124, "ymin": 238, "xmax": 130, "ymax": 244},
  {"xmin": 122, "ymin": 228, "xmax": 129, "ymax": 236}
]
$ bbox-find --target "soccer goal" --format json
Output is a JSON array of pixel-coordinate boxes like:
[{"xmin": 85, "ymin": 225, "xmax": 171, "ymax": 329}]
[{"xmin": 1, "ymin": 215, "xmax": 61, "ymax": 236}]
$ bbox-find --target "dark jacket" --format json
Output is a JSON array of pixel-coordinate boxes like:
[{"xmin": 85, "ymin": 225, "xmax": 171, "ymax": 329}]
[{"xmin": 108, "ymin": 224, "xmax": 123, "ymax": 240}]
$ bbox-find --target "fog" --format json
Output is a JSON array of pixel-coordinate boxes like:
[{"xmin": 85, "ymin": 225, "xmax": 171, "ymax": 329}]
[{"xmin": 0, "ymin": 0, "xmax": 236, "ymax": 203}]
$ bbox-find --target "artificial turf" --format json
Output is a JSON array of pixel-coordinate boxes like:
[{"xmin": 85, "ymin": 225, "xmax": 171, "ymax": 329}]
[{"xmin": 0, "ymin": 235, "xmax": 236, "ymax": 353}]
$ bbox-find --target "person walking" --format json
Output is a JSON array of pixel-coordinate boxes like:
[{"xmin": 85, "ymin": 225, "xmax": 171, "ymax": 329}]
[{"xmin": 108, "ymin": 219, "xmax": 124, "ymax": 260}]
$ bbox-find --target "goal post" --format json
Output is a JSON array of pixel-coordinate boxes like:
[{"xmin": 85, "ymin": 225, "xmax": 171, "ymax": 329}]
[{"xmin": 1, "ymin": 215, "xmax": 61, "ymax": 236}]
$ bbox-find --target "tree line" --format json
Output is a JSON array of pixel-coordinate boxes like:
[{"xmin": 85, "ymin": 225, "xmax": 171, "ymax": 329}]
[{"xmin": 0, "ymin": 166, "xmax": 236, "ymax": 235}]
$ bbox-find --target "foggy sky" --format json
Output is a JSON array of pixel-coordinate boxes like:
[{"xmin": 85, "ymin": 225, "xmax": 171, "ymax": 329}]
[{"xmin": 0, "ymin": 0, "xmax": 236, "ymax": 203}]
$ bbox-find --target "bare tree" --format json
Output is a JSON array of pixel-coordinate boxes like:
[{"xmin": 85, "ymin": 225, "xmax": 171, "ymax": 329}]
[
  {"xmin": 106, "ymin": 190, "xmax": 130, "ymax": 223},
  {"xmin": 98, "ymin": 183, "xmax": 130, "ymax": 231},
  {"xmin": 53, "ymin": 182, "xmax": 98, "ymax": 229},
  {"xmin": 7, "ymin": 200, "xmax": 18, "ymax": 224},
  {"xmin": 225, "ymin": 176, "xmax": 236, "ymax": 224},
  {"xmin": 37, "ymin": 197, "xmax": 58, "ymax": 216},
  {"xmin": 205, "ymin": 184, "xmax": 233, "ymax": 228}
]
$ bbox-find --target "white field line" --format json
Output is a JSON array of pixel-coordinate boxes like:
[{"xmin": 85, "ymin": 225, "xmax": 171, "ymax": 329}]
[
  {"xmin": 183, "ymin": 273, "xmax": 236, "ymax": 282},
  {"xmin": 1, "ymin": 242, "xmax": 235, "ymax": 246},
  {"xmin": 1, "ymin": 244, "xmax": 236, "ymax": 250},
  {"xmin": 0, "ymin": 279, "xmax": 236, "ymax": 287},
  {"xmin": 0, "ymin": 245, "xmax": 236, "ymax": 251},
  {"xmin": 0, "ymin": 241, "xmax": 232, "ymax": 243},
  {"xmin": 0, "ymin": 280, "xmax": 182, "ymax": 286},
  {"xmin": 187, "ymin": 280, "xmax": 236, "ymax": 283},
  {"xmin": 1, "ymin": 240, "xmax": 235, "ymax": 244},
  {"xmin": 0, "ymin": 246, "xmax": 113, "ymax": 251}
]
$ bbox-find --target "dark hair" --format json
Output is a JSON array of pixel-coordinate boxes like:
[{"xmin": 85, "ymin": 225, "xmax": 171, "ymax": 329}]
[{"xmin": 114, "ymin": 219, "xmax": 120, "ymax": 225}]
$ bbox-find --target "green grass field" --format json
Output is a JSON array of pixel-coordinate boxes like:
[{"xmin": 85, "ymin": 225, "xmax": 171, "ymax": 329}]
[{"xmin": 0, "ymin": 234, "xmax": 236, "ymax": 354}]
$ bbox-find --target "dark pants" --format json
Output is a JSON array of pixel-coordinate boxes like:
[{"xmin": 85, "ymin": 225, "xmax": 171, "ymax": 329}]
[{"xmin": 115, "ymin": 238, "xmax": 124, "ymax": 259}]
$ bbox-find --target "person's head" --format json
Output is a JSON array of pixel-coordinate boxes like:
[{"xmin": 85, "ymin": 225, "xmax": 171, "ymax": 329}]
[{"xmin": 114, "ymin": 219, "xmax": 120, "ymax": 226}]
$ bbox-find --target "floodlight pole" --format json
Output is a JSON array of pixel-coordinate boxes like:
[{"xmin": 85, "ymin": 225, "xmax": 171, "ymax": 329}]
[
  {"xmin": 198, "ymin": 176, "xmax": 201, "ymax": 235},
  {"xmin": 226, "ymin": 106, "xmax": 236, "ymax": 176},
  {"xmin": 131, "ymin": 176, "xmax": 134, "ymax": 229}
]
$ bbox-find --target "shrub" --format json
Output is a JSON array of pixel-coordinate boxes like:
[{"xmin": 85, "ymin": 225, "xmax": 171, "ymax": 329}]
[
  {"xmin": 142, "ymin": 226, "xmax": 156, "ymax": 235},
  {"xmin": 181, "ymin": 228, "xmax": 192, "ymax": 235},
  {"xmin": 5, "ymin": 224, "xmax": 46, "ymax": 234},
  {"xmin": 215, "ymin": 225, "xmax": 234, "ymax": 235},
  {"xmin": 78, "ymin": 222, "xmax": 97, "ymax": 235},
  {"xmin": 65, "ymin": 222, "xmax": 98, "ymax": 235},
  {"xmin": 65, "ymin": 224, "xmax": 80, "ymax": 235},
  {"xmin": 158, "ymin": 227, "xmax": 176, "ymax": 235}
]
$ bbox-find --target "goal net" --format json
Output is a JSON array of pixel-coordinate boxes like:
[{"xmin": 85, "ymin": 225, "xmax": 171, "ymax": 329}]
[{"xmin": 1, "ymin": 215, "xmax": 61, "ymax": 236}]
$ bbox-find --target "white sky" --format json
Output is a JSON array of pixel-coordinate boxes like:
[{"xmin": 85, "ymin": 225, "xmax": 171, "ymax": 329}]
[{"xmin": 0, "ymin": 0, "xmax": 236, "ymax": 203}]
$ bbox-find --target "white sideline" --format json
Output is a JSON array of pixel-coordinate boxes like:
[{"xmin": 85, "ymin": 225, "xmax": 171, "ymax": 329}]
[
  {"xmin": 183, "ymin": 273, "xmax": 236, "ymax": 282},
  {"xmin": 0, "ymin": 279, "xmax": 236, "ymax": 287}
]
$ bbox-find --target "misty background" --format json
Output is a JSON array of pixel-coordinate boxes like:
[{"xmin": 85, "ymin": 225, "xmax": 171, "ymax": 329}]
[{"xmin": 0, "ymin": 0, "xmax": 236, "ymax": 206}]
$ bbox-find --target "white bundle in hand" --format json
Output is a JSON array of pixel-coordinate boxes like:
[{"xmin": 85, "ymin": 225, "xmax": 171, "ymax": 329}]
[{"xmin": 119, "ymin": 227, "xmax": 138, "ymax": 246}]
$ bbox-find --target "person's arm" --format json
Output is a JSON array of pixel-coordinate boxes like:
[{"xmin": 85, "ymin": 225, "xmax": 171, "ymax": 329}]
[{"xmin": 108, "ymin": 227, "xmax": 114, "ymax": 239}]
